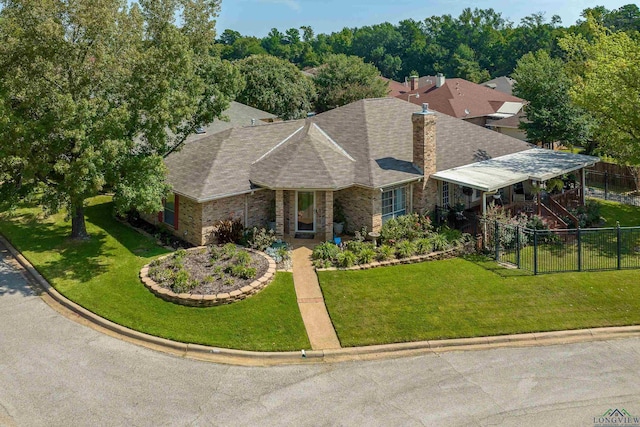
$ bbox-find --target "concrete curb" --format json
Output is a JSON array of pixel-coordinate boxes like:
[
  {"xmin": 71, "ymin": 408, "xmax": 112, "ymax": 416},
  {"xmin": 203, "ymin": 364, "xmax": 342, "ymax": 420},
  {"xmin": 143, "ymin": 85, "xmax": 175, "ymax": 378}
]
[{"xmin": 2, "ymin": 234, "xmax": 640, "ymax": 366}]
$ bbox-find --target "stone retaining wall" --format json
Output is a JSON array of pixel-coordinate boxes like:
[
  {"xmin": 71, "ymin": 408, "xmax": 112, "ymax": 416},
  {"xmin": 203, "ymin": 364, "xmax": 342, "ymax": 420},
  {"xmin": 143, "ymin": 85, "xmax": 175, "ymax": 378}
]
[
  {"xmin": 140, "ymin": 247, "xmax": 277, "ymax": 307},
  {"xmin": 316, "ymin": 246, "xmax": 466, "ymax": 272}
]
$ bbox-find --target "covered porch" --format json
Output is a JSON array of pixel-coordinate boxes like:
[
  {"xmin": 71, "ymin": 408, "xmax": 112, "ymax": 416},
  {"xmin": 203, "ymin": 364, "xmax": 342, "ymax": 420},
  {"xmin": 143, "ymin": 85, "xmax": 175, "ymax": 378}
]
[{"xmin": 431, "ymin": 148, "xmax": 600, "ymax": 229}]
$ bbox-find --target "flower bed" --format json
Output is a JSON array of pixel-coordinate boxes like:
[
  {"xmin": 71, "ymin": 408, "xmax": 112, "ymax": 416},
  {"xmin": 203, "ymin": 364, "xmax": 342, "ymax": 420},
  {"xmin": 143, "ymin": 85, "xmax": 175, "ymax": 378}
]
[
  {"xmin": 141, "ymin": 244, "xmax": 276, "ymax": 307},
  {"xmin": 312, "ymin": 213, "xmax": 473, "ymax": 269}
]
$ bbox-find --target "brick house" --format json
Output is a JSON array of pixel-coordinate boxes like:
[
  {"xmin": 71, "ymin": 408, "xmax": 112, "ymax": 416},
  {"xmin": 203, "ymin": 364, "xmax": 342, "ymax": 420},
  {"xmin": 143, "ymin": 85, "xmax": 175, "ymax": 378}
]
[{"xmin": 143, "ymin": 97, "xmax": 598, "ymax": 246}]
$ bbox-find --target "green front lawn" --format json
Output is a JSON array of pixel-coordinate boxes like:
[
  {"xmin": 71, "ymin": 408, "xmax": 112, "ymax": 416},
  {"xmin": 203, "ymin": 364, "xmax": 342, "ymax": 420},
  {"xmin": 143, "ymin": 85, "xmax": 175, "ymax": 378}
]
[
  {"xmin": 0, "ymin": 196, "xmax": 309, "ymax": 351},
  {"xmin": 318, "ymin": 257, "xmax": 640, "ymax": 347},
  {"xmin": 597, "ymin": 199, "xmax": 640, "ymax": 227}
]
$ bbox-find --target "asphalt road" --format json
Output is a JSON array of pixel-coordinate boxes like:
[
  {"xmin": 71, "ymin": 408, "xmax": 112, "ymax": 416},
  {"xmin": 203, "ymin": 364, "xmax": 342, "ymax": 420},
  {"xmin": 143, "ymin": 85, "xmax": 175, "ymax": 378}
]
[{"xmin": 1, "ymin": 247, "xmax": 640, "ymax": 427}]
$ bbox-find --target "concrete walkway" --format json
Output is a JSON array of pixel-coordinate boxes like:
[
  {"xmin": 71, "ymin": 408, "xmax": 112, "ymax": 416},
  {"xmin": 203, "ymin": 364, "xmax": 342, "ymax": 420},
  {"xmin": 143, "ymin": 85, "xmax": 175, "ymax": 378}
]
[{"xmin": 291, "ymin": 244, "xmax": 341, "ymax": 350}]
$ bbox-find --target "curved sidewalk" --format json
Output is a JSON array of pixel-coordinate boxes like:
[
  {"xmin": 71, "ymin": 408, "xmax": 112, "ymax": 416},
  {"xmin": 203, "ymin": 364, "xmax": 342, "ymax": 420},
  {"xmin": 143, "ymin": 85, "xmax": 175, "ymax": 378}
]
[{"xmin": 3, "ymin": 234, "xmax": 640, "ymax": 366}]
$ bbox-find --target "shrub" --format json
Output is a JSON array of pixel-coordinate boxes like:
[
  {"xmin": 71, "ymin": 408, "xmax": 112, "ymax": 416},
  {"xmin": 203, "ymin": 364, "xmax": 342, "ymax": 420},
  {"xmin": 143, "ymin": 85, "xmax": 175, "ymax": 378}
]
[
  {"xmin": 221, "ymin": 243, "xmax": 237, "ymax": 259},
  {"xmin": 395, "ymin": 240, "xmax": 416, "ymax": 259},
  {"xmin": 246, "ymin": 227, "xmax": 277, "ymax": 251},
  {"xmin": 312, "ymin": 242, "xmax": 340, "ymax": 261},
  {"xmin": 213, "ymin": 218, "xmax": 244, "ymax": 244},
  {"xmin": 227, "ymin": 265, "xmax": 257, "ymax": 279},
  {"xmin": 416, "ymin": 237, "xmax": 433, "ymax": 255},
  {"xmin": 276, "ymin": 246, "xmax": 290, "ymax": 262},
  {"xmin": 431, "ymin": 233, "xmax": 450, "ymax": 251},
  {"xmin": 209, "ymin": 246, "xmax": 221, "ymax": 261},
  {"xmin": 336, "ymin": 250, "xmax": 357, "ymax": 268},
  {"xmin": 358, "ymin": 248, "xmax": 376, "ymax": 264},
  {"xmin": 380, "ymin": 213, "xmax": 432, "ymax": 243},
  {"xmin": 375, "ymin": 244, "xmax": 394, "ymax": 261},
  {"xmin": 345, "ymin": 240, "xmax": 365, "ymax": 254},
  {"xmin": 172, "ymin": 269, "xmax": 191, "ymax": 293},
  {"xmin": 234, "ymin": 250, "xmax": 251, "ymax": 266}
]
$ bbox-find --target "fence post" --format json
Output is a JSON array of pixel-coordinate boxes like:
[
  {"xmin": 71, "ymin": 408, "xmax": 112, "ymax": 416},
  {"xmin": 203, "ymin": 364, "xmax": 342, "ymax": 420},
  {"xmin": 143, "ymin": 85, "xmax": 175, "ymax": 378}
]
[
  {"xmin": 533, "ymin": 228, "xmax": 538, "ymax": 275},
  {"xmin": 605, "ymin": 171, "xmax": 609, "ymax": 200},
  {"xmin": 577, "ymin": 227, "xmax": 582, "ymax": 272},
  {"xmin": 617, "ymin": 221, "xmax": 622, "ymax": 270},
  {"xmin": 494, "ymin": 221, "xmax": 500, "ymax": 261},
  {"xmin": 516, "ymin": 225, "xmax": 521, "ymax": 269}
]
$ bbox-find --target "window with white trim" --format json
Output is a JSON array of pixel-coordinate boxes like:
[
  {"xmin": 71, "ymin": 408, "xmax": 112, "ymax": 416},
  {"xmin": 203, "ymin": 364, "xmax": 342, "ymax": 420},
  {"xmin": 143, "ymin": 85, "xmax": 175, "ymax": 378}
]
[
  {"xmin": 382, "ymin": 186, "xmax": 406, "ymax": 224},
  {"xmin": 442, "ymin": 181, "xmax": 450, "ymax": 207}
]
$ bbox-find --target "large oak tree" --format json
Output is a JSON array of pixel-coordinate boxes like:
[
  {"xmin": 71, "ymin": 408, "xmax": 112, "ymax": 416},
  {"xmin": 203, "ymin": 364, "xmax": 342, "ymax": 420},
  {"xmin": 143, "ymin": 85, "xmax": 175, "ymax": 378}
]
[{"xmin": 0, "ymin": 0, "xmax": 243, "ymax": 239}]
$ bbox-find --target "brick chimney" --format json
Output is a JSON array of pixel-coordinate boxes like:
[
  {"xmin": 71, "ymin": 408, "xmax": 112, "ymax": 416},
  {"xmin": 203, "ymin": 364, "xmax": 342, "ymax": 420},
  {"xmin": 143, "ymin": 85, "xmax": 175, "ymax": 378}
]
[
  {"xmin": 412, "ymin": 103, "xmax": 438, "ymax": 213},
  {"xmin": 435, "ymin": 73, "xmax": 445, "ymax": 88},
  {"xmin": 410, "ymin": 75, "xmax": 419, "ymax": 91}
]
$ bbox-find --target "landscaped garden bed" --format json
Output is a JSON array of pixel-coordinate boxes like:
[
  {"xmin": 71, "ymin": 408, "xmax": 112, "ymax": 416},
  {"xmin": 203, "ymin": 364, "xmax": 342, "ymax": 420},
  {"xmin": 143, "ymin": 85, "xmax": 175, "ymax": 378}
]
[
  {"xmin": 142, "ymin": 244, "xmax": 276, "ymax": 307},
  {"xmin": 312, "ymin": 213, "xmax": 472, "ymax": 269}
]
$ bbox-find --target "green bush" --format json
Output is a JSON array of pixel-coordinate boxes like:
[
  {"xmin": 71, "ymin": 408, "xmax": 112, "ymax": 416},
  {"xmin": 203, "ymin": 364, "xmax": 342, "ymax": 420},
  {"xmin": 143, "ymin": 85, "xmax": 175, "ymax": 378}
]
[
  {"xmin": 234, "ymin": 250, "xmax": 251, "ymax": 266},
  {"xmin": 221, "ymin": 243, "xmax": 237, "ymax": 259},
  {"xmin": 395, "ymin": 240, "xmax": 417, "ymax": 259},
  {"xmin": 209, "ymin": 246, "xmax": 221, "ymax": 261},
  {"xmin": 226, "ymin": 264, "xmax": 257, "ymax": 279},
  {"xmin": 416, "ymin": 237, "xmax": 433, "ymax": 255},
  {"xmin": 380, "ymin": 213, "xmax": 432, "ymax": 243},
  {"xmin": 431, "ymin": 233, "xmax": 450, "ymax": 251},
  {"xmin": 375, "ymin": 244, "xmax": 395, "ymax": 261},
  {"xmin": 358, "ymin": 248, "xmax": 376, "ymax": 264},
  {"xmin": 336, "ymin": 250, "xmax": 357, "ymax": 268},
  {"xmin": 172, "ymin": 269, "xmax": 191, "ymax": 293},
  {"xmin": 246, "ymin": 227, "xmax": 277, "ymax": 251},
  {"xmin": 312, "ymin": 242, "xmax": 340, "ymax": 261}
]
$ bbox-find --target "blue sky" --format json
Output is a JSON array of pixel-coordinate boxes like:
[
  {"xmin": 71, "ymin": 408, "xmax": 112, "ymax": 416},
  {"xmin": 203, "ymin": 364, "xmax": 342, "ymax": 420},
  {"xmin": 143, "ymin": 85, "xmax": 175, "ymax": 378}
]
[{"xmin": 216, "ymin": 0, "xmax": 631, "ymax": 37}]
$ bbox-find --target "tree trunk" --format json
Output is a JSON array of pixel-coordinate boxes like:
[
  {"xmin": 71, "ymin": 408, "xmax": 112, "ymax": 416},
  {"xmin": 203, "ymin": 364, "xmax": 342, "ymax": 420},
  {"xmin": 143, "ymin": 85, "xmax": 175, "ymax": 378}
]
[{"xmin": 71, "ymin": 204, "xmax": 89, "ymax": 240}]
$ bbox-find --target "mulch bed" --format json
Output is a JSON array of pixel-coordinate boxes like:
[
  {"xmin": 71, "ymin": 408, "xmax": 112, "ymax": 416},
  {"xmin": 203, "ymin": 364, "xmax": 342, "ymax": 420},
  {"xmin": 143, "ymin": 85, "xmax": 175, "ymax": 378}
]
[{"xmin": 149, "ymin": 246, "xmax": 269, "ymax": 295}]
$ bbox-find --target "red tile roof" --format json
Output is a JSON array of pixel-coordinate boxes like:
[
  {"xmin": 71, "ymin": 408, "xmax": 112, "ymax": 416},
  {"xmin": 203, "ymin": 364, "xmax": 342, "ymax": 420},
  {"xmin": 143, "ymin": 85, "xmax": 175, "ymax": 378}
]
[{"xmin": 395, "ymin": 77, "xmax": 524, "ymax": 119}]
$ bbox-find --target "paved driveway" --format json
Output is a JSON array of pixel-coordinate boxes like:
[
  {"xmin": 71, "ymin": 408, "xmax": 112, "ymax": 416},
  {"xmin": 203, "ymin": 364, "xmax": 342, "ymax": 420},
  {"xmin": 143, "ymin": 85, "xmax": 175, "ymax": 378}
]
[{"xmin": 1, "ymin": 247, "xmax": 640, "ymax": 427}]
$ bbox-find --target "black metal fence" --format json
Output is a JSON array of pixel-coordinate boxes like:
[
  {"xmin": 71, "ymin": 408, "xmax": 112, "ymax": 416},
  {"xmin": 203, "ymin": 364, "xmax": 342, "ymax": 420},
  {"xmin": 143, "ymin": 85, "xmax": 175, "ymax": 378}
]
[{"xmin": 486, "ymin": 220, "xmax": 640, "ymax": 274}]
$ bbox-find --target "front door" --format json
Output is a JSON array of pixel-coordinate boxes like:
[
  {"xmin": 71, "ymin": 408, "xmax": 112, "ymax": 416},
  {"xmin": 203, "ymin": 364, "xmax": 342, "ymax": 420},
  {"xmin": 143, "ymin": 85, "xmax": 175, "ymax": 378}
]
[{"xmin": 296, "ymin": 191, "xmax": 315, "ymax": 232}]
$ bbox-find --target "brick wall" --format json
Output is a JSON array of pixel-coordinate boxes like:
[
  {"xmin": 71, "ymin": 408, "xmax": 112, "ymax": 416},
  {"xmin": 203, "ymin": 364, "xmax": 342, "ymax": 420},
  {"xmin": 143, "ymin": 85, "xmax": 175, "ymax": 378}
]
[{"xmin": 335, "ymin": 187, "xmax": 379, "ymax": 233}]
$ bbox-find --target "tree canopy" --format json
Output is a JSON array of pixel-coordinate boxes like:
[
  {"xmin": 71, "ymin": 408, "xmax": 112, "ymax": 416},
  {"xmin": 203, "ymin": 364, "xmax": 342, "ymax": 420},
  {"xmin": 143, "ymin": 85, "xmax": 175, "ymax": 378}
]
[
  {"xmin": 512, "ymin": 50, "xmax": 592, "ymax": 149},
  {"xmin": 0, "ymin": 0, "xmax": 243, "ymax": 238},
  {"xmin": 560, "ymin": 19, "xmax": 640, "ymax": 164},
  {"xmin": 314, "ymin": 54, "xmax": 389, "ymax": 113},
  {"xmin": 235, "ymin": 54, "xmax": 316, "ymax": 120}
]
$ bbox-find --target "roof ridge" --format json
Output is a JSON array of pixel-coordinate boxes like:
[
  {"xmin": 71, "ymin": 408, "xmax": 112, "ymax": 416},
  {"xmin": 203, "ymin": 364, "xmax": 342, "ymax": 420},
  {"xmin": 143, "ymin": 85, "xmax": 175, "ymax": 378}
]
[
  {"xmin": 251, "ymin": 125, "xmax": 305, "ymax": 164},
  {"xmin": 311, "ymin": 123, "xmax": 355, "ymax": 162}
]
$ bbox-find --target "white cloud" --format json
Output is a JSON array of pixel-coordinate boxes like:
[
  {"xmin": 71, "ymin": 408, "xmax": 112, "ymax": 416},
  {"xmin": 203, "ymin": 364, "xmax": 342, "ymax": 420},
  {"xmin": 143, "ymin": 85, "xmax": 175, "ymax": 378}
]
[{"xmin": 257, "ymin": 0, "xmax": 301, "ymax": 12}]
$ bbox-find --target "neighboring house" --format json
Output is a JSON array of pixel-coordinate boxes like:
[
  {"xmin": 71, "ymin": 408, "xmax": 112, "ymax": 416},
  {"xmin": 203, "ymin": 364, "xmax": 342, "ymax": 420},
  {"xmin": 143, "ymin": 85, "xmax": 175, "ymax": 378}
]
[
  {"xmin": 481, "ymin": 76, "xmax": 516, "ymax": 96},
  {"xmin": 395, "ymin": 74, "xmax": 526, "ymax": 128},
  {"xmin": 143, "ymin": 97, "xmax": 598, "ymax": 246},
  {"xmin": 185, "ymin": 101, "xmax": 277, "ymax": 144},
  {"xmin": 485, "ymin": 110, "xmax": 528, "ymax": 141}
]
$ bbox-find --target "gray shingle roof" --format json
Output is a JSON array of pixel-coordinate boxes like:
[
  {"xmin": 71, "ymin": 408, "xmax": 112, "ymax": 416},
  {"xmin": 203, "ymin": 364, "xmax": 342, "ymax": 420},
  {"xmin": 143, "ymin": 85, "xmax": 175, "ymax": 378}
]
[
  {"xmin": 185, "ymin": 101, "xmax": 277, "ymax": 144},
  {"xmin": 165, "ymin": 97, "xmax": 533, "ymax": 201}
]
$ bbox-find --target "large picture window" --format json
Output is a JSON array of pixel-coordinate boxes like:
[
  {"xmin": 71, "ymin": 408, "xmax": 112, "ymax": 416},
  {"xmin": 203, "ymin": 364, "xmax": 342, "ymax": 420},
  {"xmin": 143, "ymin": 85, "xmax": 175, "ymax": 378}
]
[
  {"xmin": 382, "ymin": 187, "xmax": 406, "ymax": 224},
  {"xmin": 164, "ymin": 194, "xmax": 176, "ymax": 227}
]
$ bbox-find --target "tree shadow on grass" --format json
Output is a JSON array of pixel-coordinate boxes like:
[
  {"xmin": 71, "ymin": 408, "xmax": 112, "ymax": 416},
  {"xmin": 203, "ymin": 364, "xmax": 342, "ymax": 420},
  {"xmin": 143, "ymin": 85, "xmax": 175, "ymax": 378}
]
[
  {"xmin": 1, "ymin": 213, "xmax": 110, "ymax": 284},
  {"xmin": 84, "ymin": 201, "xmax": 169, "ymax": 261}
]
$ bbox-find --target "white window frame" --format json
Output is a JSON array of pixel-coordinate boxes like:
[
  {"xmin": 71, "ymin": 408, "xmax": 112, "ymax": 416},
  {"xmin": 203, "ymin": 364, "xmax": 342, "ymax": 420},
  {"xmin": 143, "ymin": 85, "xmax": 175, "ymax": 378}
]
[
  {"xmin": 381, "ymin": 186, "xmax": 407, "ymax": 224},
  {"xmin": 441, "ymin": 181, "xmax": 450, "ymax": 207}
]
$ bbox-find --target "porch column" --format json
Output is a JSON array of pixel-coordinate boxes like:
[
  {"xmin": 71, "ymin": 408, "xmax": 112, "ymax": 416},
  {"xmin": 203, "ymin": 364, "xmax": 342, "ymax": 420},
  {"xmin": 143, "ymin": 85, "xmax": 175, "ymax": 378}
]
[
  {"xmin": 275, "ymin": 189, "xmax": 284, "ymax": 238},
  {"xmin": 324, "ymin": 191, "xmax": 333, "ymax": 242},
  {"xmin": 580, "ymin": 168, "xmax": 586, "ymax": 205},
  {"xmin": 288, "ymin": 191, "xmax": 296, "ymax": 238}
]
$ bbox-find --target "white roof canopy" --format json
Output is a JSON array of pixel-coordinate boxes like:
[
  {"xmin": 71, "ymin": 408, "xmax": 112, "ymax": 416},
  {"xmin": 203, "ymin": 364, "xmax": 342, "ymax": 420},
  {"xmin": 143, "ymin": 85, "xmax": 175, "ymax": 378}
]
[{"xmin": 431, "ymin": 148, "xmax": 599, "ymax": 192}]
